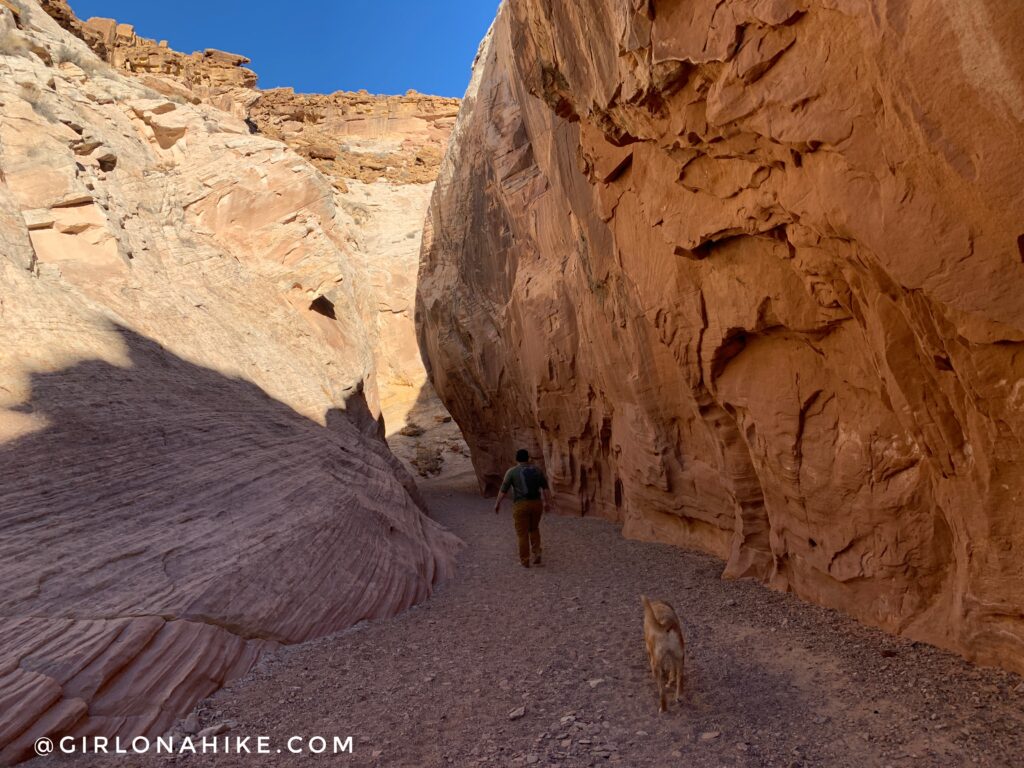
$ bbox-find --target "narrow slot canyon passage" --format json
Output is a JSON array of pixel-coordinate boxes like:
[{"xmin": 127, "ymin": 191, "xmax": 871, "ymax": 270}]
[
  {"xmin": 73, "ymin": 473, "xmax": 1024, "ymax": 768},
  {"xmin": 3, "ymin": 0, "xmax": 1024, "ymax": 765}
]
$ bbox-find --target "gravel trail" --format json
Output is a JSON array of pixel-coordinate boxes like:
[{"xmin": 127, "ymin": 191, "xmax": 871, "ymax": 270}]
[{"xmin": 60, "ymin": 473, "xmax": 1024, "ymax": 768}]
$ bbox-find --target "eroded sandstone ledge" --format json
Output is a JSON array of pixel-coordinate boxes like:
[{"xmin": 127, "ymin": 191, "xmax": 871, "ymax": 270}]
[
  {"xmin": 418, "ymin": 1, "xmax": 1024, "ymax": 673},
  {"xmin": 38, "ymin": 0, "xmax": 461, "ymax": 188}
]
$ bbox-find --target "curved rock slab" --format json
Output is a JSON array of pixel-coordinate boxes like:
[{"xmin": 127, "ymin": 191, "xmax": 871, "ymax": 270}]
[
  {"xmin": 0, "ymin": 3, "xmax": 457, "ymax": 762},
  {"xmin": 418, "ymin": 1, "xmax": 1024, "ymax": 672}
]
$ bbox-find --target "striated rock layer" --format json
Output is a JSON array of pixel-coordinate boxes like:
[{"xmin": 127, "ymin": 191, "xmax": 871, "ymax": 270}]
[
  {"xmin": 0, "ymin": 1, "xmax": 459, "ymax": 762},
  {"xmin": 418, "ymin": 1, "xmax": 1024, "ymax": 672}
]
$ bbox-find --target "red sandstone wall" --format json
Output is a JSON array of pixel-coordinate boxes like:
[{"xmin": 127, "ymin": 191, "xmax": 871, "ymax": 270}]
[{"xmin": 418, "ymin": 0, "xmax": 1024, "ymax": 672}]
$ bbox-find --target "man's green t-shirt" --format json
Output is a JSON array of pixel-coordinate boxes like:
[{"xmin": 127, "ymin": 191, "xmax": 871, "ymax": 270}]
[{"xmin": 500, "ymin": 463, "xmax": 549, "ymax": 502}]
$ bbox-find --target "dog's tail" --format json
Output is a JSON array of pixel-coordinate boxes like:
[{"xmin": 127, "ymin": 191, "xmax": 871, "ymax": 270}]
[
  {"xmin": 641, "ymin": 594, "xmax": 661, "ymax": 628},
  {"xmin": 671, "ymin": 622, "xmax": 685, "ymax": 649}
]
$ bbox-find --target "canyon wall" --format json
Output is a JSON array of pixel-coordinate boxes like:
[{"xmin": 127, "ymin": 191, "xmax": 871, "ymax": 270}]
[
  {"xmin": 64, "ymin": 1, "xmax": 470, "ymax": 474},
  {"xmin": 0, "ymin": 1, "xmax": 459, "ymax": 761},
  {"xmin": 38, "ymin": 0, "xmax": 461, "ymax": 414},
  {"xmin": 43, "ymin": 0, "xmax": 470, "ymax": 474},
  {"xmin": 243, "ymin": 79, "xmax": 470, "ymax": 478},
  {"xmin": 418, "ymin": 1, "xmax": 1024, "ymax": 672}
]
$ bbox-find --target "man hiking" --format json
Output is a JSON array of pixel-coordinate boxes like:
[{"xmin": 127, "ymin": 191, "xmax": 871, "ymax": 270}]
[{"xmin": 494, "ymin": 449, "xmax": 551, "ymax": 568}]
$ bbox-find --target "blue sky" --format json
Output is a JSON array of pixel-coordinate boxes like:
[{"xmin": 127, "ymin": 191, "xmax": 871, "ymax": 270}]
[{"xmin": 69, "ymin": 0, "xmax": 500, "ymax": 98}]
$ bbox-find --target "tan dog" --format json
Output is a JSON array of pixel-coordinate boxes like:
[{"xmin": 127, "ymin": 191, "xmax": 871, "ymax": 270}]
[{"xmin": 641, "ymin": 595, "xmax": 685, "ymax": 712}]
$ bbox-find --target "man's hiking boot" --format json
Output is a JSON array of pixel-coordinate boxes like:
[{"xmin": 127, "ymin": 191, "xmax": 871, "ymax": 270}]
[{"xmin": 532, "ymin": 555, "xmax": 543, "ymax": 566}]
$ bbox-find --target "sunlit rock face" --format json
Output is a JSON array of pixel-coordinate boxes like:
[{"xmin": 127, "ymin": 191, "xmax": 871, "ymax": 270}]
[
  {"xmin": 419, "ymin": 1, "xmax": 1024, "ymax": 672},
  {"xmin": 0, "ymin": 2, "xmax": 458, "ymax": 760},
  {"xmin": 246, "ymin": 90, "xmax": 461, "ymax": 438},
  {"xmin": 36, "ymin": 0, "xmax": 467, "ymax": 467},
  {"xmin": 248, "ymin": 88, "xmax": 460, "ymax": 188},
  {"xmin": 247, "ymin": 86, "xmax": 470, "ymax": 475}
]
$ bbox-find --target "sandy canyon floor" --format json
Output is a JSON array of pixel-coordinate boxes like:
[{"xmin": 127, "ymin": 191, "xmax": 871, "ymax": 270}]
[{"xmin": 54, "ymin": 472, "xmax": 1024, "ymax": 768}]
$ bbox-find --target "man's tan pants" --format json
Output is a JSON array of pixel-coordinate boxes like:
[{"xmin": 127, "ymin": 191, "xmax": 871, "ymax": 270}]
[{"xmin": 512, "ymin": 499, "xmax": 543, "ymax": 566}]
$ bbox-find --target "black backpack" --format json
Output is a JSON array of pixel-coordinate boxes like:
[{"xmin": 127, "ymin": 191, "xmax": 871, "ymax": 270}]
[{"xmin": 520, "ymin": 465, "xmax": 545, "ymax": 499}]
